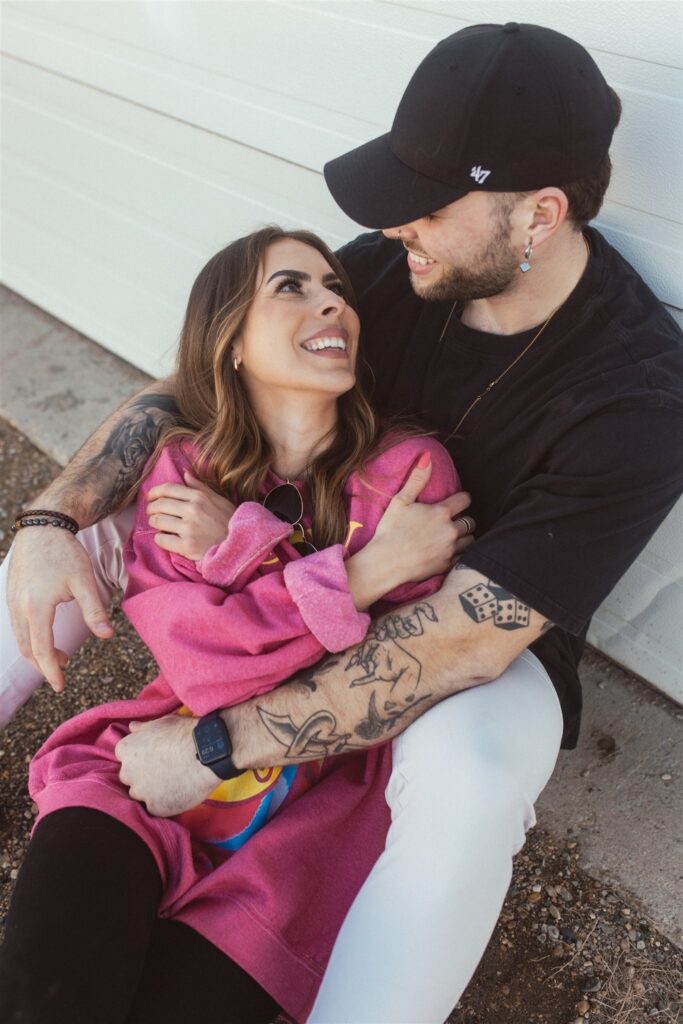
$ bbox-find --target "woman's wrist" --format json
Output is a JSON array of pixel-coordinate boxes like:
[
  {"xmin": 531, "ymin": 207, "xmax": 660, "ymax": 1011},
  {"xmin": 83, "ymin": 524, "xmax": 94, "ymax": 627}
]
[{"xmin": 346, "ymin": 538, "xmax": 398, "ymax": 610}]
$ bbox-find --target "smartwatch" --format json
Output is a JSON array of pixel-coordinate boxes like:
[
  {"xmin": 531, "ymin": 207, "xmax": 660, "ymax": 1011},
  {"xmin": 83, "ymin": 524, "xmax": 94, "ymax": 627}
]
[{"xmin": 192, "ymin": 711, "xmax": 242, "ymax": 780}]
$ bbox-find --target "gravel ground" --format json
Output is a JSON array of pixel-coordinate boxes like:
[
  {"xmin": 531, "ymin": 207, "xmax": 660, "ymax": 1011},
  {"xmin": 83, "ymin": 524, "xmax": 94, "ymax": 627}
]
[{"xmin": 1, "ymin": 415, "xmax": 681, "ymax": 1023}]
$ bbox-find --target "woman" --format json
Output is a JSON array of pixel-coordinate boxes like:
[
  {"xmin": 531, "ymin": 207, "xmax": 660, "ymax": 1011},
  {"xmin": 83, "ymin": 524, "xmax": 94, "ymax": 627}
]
[{"xmin": 0, "ymin": 227, "xmax": 460, "ymax": 1023}]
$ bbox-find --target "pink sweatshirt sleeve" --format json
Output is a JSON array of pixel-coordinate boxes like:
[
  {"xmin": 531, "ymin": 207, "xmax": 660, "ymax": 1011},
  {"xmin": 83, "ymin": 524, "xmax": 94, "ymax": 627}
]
[
  {"xmin": 122, "ymin": 445, "xmax": 369, "ymax": 715},
  {"xmin": 195, "ymin": 502, "xmax": 293, "ymax": 590}
]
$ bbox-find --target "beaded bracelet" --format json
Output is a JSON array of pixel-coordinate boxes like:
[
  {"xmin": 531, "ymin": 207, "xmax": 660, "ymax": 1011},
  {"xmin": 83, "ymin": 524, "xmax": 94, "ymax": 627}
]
[{"xmin": 12, "ymin": 509, "xmax": 80, "ymax": 535}]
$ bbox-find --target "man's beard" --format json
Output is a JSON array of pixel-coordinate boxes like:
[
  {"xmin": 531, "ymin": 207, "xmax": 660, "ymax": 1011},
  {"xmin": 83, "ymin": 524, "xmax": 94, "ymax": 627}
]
[{"xmin": 411, "ymin": 202, "xmax": 520, "ymax": 303}]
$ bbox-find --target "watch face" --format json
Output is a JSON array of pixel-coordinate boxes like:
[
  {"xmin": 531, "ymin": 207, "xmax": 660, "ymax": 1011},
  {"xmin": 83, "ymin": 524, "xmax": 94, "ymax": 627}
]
[{"xmin": 195, "ymin": 717, "xmax": 230, "ymax": 765}]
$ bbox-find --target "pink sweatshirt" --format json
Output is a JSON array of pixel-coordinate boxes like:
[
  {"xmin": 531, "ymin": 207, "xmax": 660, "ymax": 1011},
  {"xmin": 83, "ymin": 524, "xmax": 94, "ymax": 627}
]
[{"xmin": 30, "ymin": 434, "xmax": 459, "ymax": 1022}]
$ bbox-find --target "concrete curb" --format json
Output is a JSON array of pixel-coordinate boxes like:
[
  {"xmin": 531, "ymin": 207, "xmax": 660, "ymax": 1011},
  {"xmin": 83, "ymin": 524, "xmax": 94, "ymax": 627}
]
[{"xmin": 0, "ymin": 285, "xmax": 149, "ymax": 465}]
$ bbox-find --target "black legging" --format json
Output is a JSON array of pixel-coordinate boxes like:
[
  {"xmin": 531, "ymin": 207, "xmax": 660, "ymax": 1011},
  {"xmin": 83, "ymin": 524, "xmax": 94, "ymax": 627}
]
[{"xmin": 0, "ymin": 808, "xmax": 281, "ymax": 1024}]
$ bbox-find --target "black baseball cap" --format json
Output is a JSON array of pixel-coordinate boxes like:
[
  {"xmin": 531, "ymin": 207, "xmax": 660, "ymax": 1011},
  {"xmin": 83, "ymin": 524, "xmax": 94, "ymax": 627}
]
[{"xmin": 324, "ymin": 23, "xmax": 617, "ymax": 229}]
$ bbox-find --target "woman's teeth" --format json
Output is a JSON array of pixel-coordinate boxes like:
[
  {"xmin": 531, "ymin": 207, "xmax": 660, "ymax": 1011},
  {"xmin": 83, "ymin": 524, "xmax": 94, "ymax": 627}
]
[{"xmin": 302, "ymin": 337, "xmax": 347, "ymax": 351}]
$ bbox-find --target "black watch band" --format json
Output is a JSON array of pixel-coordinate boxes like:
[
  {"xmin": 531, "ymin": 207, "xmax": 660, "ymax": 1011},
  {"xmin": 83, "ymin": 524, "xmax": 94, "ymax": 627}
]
[{"xmin": 192, "ymin": 711, "xmax": 242, "ymax": 781}]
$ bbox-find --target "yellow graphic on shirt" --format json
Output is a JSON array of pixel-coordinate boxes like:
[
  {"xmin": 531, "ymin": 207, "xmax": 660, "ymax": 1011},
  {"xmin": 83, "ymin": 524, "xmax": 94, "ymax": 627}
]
[
  {"xmin": 207, "ymin": 765, "xmax": 282, "ymax": 802},
  {"xmin": 262, "ymin": 520, "xmax": 364, "ymax": 567},
  {"xmin": 344, "ymin": 521, "xmax": 363, "ymax": 548}
]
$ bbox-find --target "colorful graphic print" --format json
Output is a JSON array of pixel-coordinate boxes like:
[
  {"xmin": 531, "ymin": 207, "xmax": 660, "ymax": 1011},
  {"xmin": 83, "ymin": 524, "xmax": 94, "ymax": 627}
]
[
  {"xmin": 176, "ymin": 760, "xmax": 325, "ymax": 868},
  {"xmin": 176, "ymin": 764, "xmax": 300, "ymax": 857}
]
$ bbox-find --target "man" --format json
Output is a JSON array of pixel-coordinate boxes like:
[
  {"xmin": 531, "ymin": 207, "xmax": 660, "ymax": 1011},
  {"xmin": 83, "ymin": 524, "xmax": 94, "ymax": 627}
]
[{"xmin": 3, "ymin": 23, "xmax": 682, "ymax": 1022}]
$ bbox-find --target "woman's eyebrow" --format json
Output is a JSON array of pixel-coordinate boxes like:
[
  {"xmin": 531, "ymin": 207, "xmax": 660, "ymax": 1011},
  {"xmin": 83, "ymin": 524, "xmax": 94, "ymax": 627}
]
[{"xmin": 266, "ymin": 269, "xmax": 341, "ymax": 285}]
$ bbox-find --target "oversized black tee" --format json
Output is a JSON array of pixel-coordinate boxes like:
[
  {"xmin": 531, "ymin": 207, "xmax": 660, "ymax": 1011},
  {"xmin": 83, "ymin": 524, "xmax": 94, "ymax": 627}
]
[{"xmin": 336, "ymin": 227, "xmax": 683, "ymax": 748}]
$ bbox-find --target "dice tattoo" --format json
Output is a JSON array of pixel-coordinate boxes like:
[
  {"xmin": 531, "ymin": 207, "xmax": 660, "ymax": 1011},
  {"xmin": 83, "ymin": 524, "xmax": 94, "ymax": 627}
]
[
  {"xmin": 494, "ymin": 597, "xmax": 530, "ymax": 630},
  {"xmin": 459, "ymin": 582, "xmax": 531, "ymax": 630},
  {"xmin": 459, "ymin": 584, "xmax": 498, "ymax": 623}
]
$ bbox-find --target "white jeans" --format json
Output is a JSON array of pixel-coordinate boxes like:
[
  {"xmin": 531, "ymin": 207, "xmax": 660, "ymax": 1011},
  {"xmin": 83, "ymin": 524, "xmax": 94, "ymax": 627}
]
[
  {"xmin": 0, "ymin": 514, "xmax": 563, "ymax": 1023},
  {"xmin": 308, "ymin": 649, "xmax": 563, "ymax": 1023}
]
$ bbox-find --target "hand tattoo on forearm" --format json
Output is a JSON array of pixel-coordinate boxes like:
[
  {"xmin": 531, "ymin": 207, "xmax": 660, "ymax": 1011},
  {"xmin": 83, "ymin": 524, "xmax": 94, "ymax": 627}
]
[
  {"xmin": 346, "ymin": 602, "xmax": 436, "ymax": 736},
  {"xmin": 256, "ymin": 603, "xmax": 438, "ymax": 759}
]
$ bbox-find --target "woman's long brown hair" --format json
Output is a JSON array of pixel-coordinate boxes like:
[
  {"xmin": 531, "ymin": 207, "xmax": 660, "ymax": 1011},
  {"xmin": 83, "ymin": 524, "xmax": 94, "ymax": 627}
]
[{"xmin": 153, "ymin": 225, "xmax": 384, "ymax": 549}]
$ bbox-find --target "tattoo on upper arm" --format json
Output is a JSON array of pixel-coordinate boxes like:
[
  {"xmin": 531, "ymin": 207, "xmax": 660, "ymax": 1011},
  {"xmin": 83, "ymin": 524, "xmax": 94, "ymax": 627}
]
[
  {"xmin": 87, "ymin": 394, "xmax": 180, "ymax": 518},
  {"xmin": 458, "ymin": 580, "xmax": 531, "ymax": 630},
  {"xmin": 256, "ymin": 602, "xmax": 439, "ymax": 759}
]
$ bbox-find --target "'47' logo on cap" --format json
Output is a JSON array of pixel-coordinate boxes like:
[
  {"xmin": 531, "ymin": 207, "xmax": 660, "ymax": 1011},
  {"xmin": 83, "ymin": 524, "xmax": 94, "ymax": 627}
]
[{"xmin": 470, "ymin": 166, "xmax": 491, "ymax": 184}]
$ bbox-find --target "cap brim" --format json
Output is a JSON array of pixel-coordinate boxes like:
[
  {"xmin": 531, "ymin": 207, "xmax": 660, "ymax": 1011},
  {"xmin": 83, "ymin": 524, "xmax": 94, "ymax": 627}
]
[{"xmin": 324, "ymin": 132, "xmax": 467, "ymax": 230}]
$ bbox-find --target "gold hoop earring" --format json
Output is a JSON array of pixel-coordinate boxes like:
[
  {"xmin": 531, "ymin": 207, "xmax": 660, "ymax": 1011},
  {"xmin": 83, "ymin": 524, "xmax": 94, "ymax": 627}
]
[{"xmin": 233, "ymin": 355, "xmax": 240, "ymax": 372}]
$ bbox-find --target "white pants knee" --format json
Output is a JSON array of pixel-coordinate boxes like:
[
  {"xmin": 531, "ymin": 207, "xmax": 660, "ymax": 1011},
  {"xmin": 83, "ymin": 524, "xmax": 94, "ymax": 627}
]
[
  {"xmin": 308, "ymin": 650, "xmax": 563, "ymax": 1024},
  {"xmin": 0, "ymin": 509, "xmax": 135, "ymax": 728}
]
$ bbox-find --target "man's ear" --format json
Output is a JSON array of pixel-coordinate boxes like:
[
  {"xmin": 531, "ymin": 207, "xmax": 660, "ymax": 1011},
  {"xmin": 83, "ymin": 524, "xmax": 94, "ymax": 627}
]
[{"xmin": 527, "ymin": 187, "xmax": 569, "ymax": 248}]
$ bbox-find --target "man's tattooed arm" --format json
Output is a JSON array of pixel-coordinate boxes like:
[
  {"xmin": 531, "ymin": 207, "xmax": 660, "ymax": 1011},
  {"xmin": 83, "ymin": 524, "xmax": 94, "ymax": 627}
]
[
  {"xmin": 220, "ymin": 569, "xmax": 556, "ymax": 769},
  {"xmin": 33, "ymin": 381, "xmax": 181, "ymax": 526},
  {"xmin": 258, "ymin": 603, "xmax": 438, "ymax": 758},
  {"xmin": 86, "ymin": 391, "xmax": 181, "ymax": 520},
  {"xmin": 452, "ymin": 566, "xmax": 555, "ymax": 632},
  {"xmin": 112, "ymin": 569, "xmax": 557, "ymax": 815}
]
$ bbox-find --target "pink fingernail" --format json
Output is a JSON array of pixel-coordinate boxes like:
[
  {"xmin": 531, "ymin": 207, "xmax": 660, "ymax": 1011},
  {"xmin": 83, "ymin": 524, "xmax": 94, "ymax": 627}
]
[{"xmin": 417, "ymin": 451, "xmax": 431, "ymax": 469}]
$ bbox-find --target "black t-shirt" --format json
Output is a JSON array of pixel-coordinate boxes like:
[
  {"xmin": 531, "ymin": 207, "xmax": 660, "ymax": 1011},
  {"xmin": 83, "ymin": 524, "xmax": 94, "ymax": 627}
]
[{"xmin": 337, "ymin": 227, "xmax": 683, "ymax": 748}]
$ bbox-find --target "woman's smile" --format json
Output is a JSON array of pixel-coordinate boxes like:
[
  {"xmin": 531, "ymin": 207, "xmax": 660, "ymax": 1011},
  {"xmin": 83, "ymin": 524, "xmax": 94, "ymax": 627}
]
[{"xmin": 301, "ymin": 327, "xmax": 349, "ymax": 358}]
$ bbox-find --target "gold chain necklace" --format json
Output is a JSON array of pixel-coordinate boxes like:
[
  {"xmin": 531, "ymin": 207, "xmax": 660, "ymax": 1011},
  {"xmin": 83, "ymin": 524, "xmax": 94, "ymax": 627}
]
[
  {"xmin": 440, "ymin": 301, "xmax": 561, "ymax": 441},
  {"xmin": 437, "ymin": 237, "xmax": 588, "ymax": 440}
]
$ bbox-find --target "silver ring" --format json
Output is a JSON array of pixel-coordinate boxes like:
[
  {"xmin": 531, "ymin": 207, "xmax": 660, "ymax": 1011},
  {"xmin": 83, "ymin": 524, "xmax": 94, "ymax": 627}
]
[{"xmin": 455, "ymin": 516, "xmax": 473, "ymax": 537}]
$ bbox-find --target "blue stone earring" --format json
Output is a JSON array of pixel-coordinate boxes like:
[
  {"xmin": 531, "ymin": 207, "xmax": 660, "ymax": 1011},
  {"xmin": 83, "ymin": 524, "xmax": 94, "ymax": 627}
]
[{"xmin": 520, "ymin": 241, "xmax": 533, "ymax": 273}]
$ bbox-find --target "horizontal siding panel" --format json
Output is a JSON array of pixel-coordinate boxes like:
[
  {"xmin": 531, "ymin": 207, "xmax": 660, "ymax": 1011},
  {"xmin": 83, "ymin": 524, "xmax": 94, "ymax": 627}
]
[
  {"xmin": 595, "ymin": 203, "xmax": 683, "ymax": 309},
  {"xmin": 602, "ymin": 83, "xmax": 682, "ymax": 223},
  {"xmin": 3, "ymin": 2, "xmax": 680, "ymax": 310},
  {"xmin": 1, "ymin": 57, "xmax": 358, "ymax": 375},
  {"xmin": 1, "ymin": 59, "xmax": 356, "ymax": 249},
  {"xmin": 387, "ymin": 0, "xmax": 682, "ymax": 66},
  {"xmin": 3, "ymin": 155, "xmax": 197, "ymax": 313},
  {"xmin": 588, "ymin": 503, "xmax": 683, "ymax": 703},
  {"xmin": 1, "ymin": 2, "xmax": 414, "ymax": 166},
  {"xmin": 9, "ymin": 3, "xmax": 681, "ymax": 174},
  {"xmin": 2, "ymin": 208, "xmax": 180, "ymax": 377},
  {"xmin": 5, "ymin": 1, "xmax": 440, "ymax": 118}
]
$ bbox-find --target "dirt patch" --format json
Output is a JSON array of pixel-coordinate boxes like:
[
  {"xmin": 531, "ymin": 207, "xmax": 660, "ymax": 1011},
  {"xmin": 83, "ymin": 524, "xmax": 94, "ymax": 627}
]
[
  {"xmin": 1, "ymin": 417, "xmax": 681, "ymax": 1022},
  {"xmin": 450, "ymin": 827, "xmax": 682, "ymax": 1023}
]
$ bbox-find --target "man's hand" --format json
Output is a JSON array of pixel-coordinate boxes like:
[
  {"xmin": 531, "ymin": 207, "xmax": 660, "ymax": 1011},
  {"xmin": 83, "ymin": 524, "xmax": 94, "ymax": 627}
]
[
  {"xmin": 8, "ymin": 528, "xmax": 113, "ymax": 692},
  {"xmin": 116, "ymin": 715, "xmax": 216, "ymax": 816}
]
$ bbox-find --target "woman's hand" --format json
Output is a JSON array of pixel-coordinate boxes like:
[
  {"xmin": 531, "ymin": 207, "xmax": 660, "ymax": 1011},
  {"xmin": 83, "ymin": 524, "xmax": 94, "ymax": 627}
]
[
  {"xmin": 346, "ymin": 454, "xmax": 475, "ymax": 609},
  {"xmin": 146, "ymin": 472, "xmax": 236, "ymax": 561}
]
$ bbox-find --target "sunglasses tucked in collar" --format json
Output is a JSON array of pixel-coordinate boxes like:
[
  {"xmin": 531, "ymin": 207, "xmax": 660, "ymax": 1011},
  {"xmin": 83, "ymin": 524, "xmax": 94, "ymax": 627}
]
[{"xmin": 262, "ymin": 482, "xmax": 317, "ymax": 556}]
